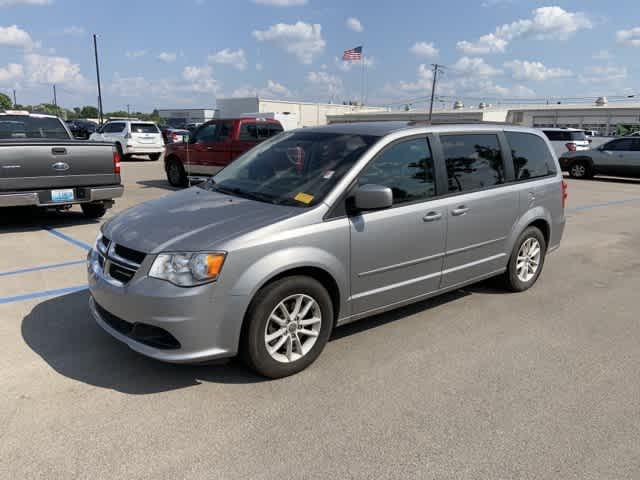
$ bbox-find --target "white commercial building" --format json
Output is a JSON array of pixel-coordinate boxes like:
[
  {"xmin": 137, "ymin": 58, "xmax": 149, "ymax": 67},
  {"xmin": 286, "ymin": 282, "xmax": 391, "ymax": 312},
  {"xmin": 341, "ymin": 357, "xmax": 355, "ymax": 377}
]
[
  {"xmin": 327, "ymin": 99, "xmax": 640, "ymax": 136},
  {"xmin": 158, "ymin": 108, "xmax": 216, "ymax": 127},
  {"xmin": 215, "ymin": 97, "xmax": 387, "ymax": 129}
]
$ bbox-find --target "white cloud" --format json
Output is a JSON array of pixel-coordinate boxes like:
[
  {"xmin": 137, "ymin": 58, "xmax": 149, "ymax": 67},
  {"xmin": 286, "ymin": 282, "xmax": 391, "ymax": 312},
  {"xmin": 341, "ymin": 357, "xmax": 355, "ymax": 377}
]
[
  {"xmin": 252, "ymin": 0, "xmax": 306, "ymax": 5},
  {"xmin": 0, "ymin": 62, "xmax": 23, "ymax": 84},
  {"xmin": 232, "ymin": 80, "xmax": 292, "ymax": 98},
  {"xmin": 0, "ymin": 0, "xmax": 50, "ymax": 6},
  {"xmin": 306, "ymin": 71, "xmax": 343, "ymax": 97},
  {"xmin": 580, "ymin": 65, "xmax": 628, "ymax": 84},
  {"xmin": 126, "ymin": 50, "xmax": 147, "ymax": 58},
  {"xmin": 182, "ymin": 65, "xmax": 219, "ymax": 93},
  {"xmin": 208, "ymin": 48, "xmax": 247, "ymax": 70},
  {"xmin": 253, "ymin": 22, "xmax": 325, "ymax": 64},
  {"xmin": 157, "ymin": 51, "xmax": 177, "ymax": 62},
  {"xmin": 457, "ymin": 6, "xmax": 591, "ymax": 54},
  {"xmin": 616, "ymin": 27, "xmax": 640, "ymax": 47},
  {"xmin": 24, "ymin": 53, "xmax": 86, "ymax": 87},
  {"xmin": 62, "ymin": 26, "xmax": 84, "ymax": 36},
  {"xmin": 504, "ymin": 60, "xmax": 572, "ymax": 81},
  {"xmin": 346, "ymin": 17, "xmax": 363, "ymax": 33},
  {"xmin": 453, "ymin": 56, "xmax": 501, "ymax": 77},
  {"xmin": 410, "ymin": 41, "xmax": 438, "ymax": 58},
  {"xmin": 255, "ymin": 63, "xmax": 263, "ymax": 71},
  {"xmin": 0, "ymin": 25, "xmax": 35, "ymax": 49}
]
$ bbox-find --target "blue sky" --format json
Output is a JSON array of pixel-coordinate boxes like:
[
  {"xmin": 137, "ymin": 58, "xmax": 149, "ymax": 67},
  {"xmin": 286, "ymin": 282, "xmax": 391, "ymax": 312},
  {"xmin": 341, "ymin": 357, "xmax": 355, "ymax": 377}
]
[{"xmin": 1, "ymin": 0, "xmax": 639, "ymax": 111}]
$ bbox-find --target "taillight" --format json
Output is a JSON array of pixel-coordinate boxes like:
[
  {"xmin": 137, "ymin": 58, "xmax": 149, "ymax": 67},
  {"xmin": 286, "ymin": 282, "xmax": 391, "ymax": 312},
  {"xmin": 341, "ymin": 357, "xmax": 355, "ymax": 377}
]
[
  {"xmin": 562, "ymin": 180, "xmax": 568, "ymax": 209},
  {"xmin": 565, "ymin": 142, "xmax": 577, "ymax": 152},
  {"xmin": 113, "ymin": 147, "xmax": 121, "ymax": 174}
]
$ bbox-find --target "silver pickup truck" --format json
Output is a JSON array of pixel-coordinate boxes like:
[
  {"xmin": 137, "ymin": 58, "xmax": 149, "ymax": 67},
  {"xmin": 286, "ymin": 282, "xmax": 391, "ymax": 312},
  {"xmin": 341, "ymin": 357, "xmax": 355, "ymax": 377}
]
[{"xmin": 0, "ymin": 111, "xmax": 123, "ymax": 218}]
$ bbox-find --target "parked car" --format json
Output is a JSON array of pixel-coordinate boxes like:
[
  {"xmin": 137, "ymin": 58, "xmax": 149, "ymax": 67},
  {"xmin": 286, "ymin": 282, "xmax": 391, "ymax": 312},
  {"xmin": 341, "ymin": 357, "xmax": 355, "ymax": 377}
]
[
  {"xmin": 89, "ymin": 120, "xmax": 164, "ymax": 160},
  {"xmin": 560, "ymin": 137, "xmax": 640, "ymax": 179},
  {"xmin": 65, "ymin": 119, "xmax": 98, "ymax": 139},
  {"xmin": 0, "ymin": 111, "xmax": 123, "ymax": 218},
  {"xmin": 164, "ymin": 117, "xmax": 284, "ymax": 186},
  {"xmin": 161, "ymin": 127, "xmax": 190, "ymax": 145},
  {"xmin": 88, "ymin": 122, "xmax": 566, "ymax": 378},
  {"xmin": 541, "ymin": 128, "xmax": 589, "ymax": 157}
]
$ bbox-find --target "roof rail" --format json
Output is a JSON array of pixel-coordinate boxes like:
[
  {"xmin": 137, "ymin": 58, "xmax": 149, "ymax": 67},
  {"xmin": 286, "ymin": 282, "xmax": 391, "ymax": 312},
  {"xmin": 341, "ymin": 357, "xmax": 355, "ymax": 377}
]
[{"xmin": 407, "ymin": 119, "xmax": 515, "ymax": 126}]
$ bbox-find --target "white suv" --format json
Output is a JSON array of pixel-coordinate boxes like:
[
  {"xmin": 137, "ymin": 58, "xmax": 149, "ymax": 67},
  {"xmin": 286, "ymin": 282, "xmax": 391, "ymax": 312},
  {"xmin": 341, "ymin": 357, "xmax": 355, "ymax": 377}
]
[
  {"xmin": 90, "ymin": 120, "xmax": 164, "ymax": 160},
  {"xmin": 541, "ymin": 128, "xmax": 589, "ymax": 158}
]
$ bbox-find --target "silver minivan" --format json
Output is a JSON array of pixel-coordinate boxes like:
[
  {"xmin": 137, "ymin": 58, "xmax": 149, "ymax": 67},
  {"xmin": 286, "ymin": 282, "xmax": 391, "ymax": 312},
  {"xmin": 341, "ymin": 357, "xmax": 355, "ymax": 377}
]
[{"xmin": 88, "ymin": 123, "xmax": 566, "ymax": 378}]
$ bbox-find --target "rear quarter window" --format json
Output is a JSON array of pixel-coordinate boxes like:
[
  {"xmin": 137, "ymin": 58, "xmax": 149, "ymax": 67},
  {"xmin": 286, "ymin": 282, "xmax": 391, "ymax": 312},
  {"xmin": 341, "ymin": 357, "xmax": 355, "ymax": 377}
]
[{"xmin": 506, "ymin": 132, "xmax": 556, "ymax": 180}]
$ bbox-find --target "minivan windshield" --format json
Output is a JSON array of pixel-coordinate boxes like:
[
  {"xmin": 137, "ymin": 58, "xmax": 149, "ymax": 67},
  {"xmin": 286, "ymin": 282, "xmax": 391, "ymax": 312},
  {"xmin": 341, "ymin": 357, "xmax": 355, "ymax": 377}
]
[{"xmin": 201, "ymin": 131, "xmax": 377, "ymax": 207}]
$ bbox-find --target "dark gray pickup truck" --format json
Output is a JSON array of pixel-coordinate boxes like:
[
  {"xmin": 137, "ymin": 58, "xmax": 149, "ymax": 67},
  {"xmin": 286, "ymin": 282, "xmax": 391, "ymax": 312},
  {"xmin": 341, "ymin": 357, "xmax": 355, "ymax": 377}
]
[{"xmin": 0, "ymin": 111, "xmax": 123, "ymax": 218}]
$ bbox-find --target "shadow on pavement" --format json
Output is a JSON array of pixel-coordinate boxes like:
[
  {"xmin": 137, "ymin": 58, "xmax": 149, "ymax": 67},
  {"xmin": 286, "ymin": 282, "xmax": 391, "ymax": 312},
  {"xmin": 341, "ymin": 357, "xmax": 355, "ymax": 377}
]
[
  {"xmin": 22, "ymin": 290, "xmax": 264, "ymax": 394},
  {"xmin": 590, "ymin": 176, "xmax": 640, "ymax": 186},
  {"xmin": 136, "ymin": 179, "xmax": 180, "ymax": 191},
  {"xmin": 0, "ymin": 207, "xmax": 100, "ymax": 233}
]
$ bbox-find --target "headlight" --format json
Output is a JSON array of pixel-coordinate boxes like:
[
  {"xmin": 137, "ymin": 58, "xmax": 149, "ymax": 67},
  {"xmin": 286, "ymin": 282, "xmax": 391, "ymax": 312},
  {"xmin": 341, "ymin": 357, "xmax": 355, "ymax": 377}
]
[{"xmin": 149, "ymin": 252, "xmax": 226, "ymax": 287}]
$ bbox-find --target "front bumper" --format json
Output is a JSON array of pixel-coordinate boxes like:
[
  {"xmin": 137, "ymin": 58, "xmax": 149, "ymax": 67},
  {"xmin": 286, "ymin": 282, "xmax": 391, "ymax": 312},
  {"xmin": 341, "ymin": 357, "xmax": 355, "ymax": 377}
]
[
  {"xmin": 0, "ymin": 185, "xmax": 124, "ymax": 208},
  {"xmin": 88, "ymin": 255, "xmax": 248, "ymax": 364}
]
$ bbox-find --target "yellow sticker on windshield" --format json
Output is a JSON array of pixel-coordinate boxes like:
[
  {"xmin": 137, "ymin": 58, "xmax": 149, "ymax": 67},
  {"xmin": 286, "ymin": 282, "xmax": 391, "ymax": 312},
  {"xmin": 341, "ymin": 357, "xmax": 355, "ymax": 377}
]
[{"xmin": 294, "ymin": 192, "xmax": 314, "ymax": 204}]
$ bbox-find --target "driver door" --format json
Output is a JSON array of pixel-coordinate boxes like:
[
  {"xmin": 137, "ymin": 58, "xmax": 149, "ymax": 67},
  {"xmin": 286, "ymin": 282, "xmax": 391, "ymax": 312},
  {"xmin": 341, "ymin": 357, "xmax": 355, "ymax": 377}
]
[
  {"xmin": 348, "ymin": 136, "xmax": 446, "ymax": 316},
  {"xmin": 187, "ymin": 122, "xmax": 218, "ymax": 175}
]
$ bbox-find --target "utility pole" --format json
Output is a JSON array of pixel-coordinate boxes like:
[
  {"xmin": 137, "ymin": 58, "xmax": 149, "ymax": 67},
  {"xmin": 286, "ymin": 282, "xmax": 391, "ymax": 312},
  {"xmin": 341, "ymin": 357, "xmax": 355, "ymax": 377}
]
[
  {"xmin": 93, "ymin": 34, "xmax": 104, "ymax": 124},
  {"xmin": 428, "ymin": 63, "xmax": 444, "ymax": 123},
  {"xmin": 127, "ymin": 104, "xmax": 130, "ymax": 117},
  {"xmin": 12, "ymin": 89, "xmax": 17, "ymax": 107},
  {"xmin": 53, "ymin": 84, "xmax": 57, "ymax": 109}
]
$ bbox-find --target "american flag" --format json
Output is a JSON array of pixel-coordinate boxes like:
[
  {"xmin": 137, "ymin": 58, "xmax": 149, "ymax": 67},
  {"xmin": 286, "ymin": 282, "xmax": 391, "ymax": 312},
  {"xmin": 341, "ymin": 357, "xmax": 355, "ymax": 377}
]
[{"xmin": 342, "ymin": 46, "xmax": 363, "ymax": 61}]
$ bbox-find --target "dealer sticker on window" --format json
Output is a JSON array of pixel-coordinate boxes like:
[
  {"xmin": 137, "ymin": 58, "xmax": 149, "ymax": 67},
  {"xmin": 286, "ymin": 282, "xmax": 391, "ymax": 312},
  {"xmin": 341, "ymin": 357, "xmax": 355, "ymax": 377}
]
[{"xmin": 294, "ymin": 192, "xmax": 314, "ymax": 204}]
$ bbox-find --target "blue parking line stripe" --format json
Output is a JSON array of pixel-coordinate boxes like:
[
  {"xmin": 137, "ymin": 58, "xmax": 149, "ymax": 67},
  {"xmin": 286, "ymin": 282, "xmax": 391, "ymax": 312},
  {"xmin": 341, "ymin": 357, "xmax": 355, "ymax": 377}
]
[
  {"xmin": 567, "ymin": 197, "xmax": 640, "ymax": 213},
  {"xmin": 0, "ymin": 285, "xmax": 88, "ymax": 305},
  {"xmin": 44, "ymin": 227, "xmax": 92, "ymax": 251},
  {"xmin": 0, "ymin": 260, "xmax": 86, "ymax": 278}
]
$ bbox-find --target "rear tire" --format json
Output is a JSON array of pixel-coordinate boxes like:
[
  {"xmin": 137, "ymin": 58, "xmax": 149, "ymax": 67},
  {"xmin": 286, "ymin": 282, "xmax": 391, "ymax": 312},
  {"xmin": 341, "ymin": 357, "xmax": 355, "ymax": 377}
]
[
  {"xmin": 149, "ymin": 153, "xmax": 161, "ymax": 161},
  {"xmin": 569, "ymin": 160, "xmax": 592, "ymax": 179},
  {"xmin": 502, "ymin": 226, "xmax": 547, "ymax": 292},
  {"xmin": 81, "ymin": 203, "xmax": 107, "ymax": 219},
  {"xmin": 241, "ymin": 276, "xmax": 333, "ymax": 379},
  {"xmin": 166, "ymin": 158, "xmax": 187, "ymax": 187}
]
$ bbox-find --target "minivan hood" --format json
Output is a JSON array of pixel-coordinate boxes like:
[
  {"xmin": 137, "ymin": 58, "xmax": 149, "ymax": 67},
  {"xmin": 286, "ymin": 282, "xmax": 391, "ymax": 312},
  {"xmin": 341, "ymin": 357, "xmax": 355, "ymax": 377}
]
[{"xmin": 103, "ymin": 187, "xmax": 301, "ymax": 253}]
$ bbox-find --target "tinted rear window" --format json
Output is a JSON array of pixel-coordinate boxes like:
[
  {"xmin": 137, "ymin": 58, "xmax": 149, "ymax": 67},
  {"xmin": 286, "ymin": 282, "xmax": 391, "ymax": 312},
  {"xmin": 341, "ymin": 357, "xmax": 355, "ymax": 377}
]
[
  {"xmin": 543, "ymin": 130, "xmax": 586, "ymax": 142},
  {"xmin": 442, "ymin": 134, "xmax": 505, "ymax": 193},
  {"xmin": 506, "ymin": 132, "xmax": 556, "ymax": 180},
  {"xmin": 131, "ymin": 123, "xmax": 159, "ymax": 134},
  {"xmin": 0, "ymin": 115, "xmax": 69, "ymax": 139}
]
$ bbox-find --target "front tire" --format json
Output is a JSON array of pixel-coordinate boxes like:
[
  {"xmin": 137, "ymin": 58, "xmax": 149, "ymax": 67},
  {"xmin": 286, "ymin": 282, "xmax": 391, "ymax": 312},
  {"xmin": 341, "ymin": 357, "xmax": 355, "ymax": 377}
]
[
  {"xmin": 503, "ymin": 226, "xmax": 547, "ymax": 292},
  {"xmin": 241, "ymin": 276, "xmax": 333, "ymax": 378},
  {"xmin": 81, "ymin": 202, "xmax": 107, "ymax": 219}
]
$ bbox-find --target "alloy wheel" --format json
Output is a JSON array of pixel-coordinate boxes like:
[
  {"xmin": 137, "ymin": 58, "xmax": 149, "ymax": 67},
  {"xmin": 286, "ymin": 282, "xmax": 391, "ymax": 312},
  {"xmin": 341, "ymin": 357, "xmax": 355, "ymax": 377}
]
[
  {"xmin": 264, "ymin": 294, "xmax": 322, "ymax": 363},
  {"xmin": 516, "ymin": 238, "xmax": 541, "ymax": 283}
]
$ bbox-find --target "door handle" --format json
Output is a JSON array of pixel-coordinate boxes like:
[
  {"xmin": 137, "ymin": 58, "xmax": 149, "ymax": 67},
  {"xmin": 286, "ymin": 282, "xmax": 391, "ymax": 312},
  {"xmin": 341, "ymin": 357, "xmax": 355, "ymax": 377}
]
[
  {"xmin": 423, "ymin": 211, "xmax": 442, "ymax": 222},
  {"xmin": 206, "ymin": 147, "xmax": 214, "ymax": 151},
  {"xmin": 51, "ymin": 147, "xmax": 67, "ymax": 155},
  {"xmin": 451, "ymin": 206, "xmax": 469, "ymax": 216}
]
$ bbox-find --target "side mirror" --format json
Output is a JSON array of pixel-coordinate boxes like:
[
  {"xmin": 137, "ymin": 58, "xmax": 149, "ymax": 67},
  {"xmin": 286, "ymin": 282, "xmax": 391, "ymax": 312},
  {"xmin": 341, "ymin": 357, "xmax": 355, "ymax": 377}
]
[{"xmin": 354, "ymin": 184, "xmax": 393, "ymax": 211}]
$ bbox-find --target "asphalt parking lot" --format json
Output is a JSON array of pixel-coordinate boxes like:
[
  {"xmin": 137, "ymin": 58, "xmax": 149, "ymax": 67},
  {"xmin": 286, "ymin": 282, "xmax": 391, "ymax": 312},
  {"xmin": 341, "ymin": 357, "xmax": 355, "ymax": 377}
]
[{"xmin": 1, "ymin": 158, "xmax": 640, "ymax": 479}]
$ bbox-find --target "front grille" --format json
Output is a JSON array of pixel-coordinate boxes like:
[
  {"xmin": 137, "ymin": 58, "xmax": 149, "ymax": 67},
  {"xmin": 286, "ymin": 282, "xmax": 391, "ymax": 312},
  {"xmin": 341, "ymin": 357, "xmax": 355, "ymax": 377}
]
[
  {"xmin": 95, "ymin": 302, "xmax": 181, "ymax": 350},
  {"xmin": 96, "ymin": 235, "xmax": 146, "ymax": 286}
]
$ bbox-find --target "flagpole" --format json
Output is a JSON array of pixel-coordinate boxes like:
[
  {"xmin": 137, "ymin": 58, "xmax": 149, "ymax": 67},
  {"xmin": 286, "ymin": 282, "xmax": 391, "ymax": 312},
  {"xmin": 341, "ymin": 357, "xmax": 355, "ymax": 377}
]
[{"xmin": 360, "ymin": 46, "xmax": 365, "ymax": 107}]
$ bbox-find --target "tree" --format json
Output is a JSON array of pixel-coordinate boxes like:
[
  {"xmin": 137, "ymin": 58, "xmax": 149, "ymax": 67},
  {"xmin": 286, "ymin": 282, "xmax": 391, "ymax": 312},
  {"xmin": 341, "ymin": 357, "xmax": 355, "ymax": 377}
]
[
  {"xmin": 79, "ymin": 106, "xmax": 99, "ymax": 118},
  {"xmin": 0, "ymin": 92, "xmax": 12, "ymax": 110}
]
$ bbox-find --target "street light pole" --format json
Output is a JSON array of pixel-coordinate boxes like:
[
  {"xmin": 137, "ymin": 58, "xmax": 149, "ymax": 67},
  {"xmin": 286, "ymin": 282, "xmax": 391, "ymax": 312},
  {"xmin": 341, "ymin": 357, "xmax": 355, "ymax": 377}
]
[
  {"xmin": 428, "ymin": 64, "xmax": 443, "ymax": 124},
  {"xmin": 93, "ymin": 34, "xmax": 104, "ymax": 124}
]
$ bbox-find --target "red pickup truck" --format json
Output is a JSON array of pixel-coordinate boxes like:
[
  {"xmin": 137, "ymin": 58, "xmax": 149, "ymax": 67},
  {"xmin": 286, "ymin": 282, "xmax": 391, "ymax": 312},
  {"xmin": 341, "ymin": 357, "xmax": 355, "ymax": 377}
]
[{"xmin": 164, "ymin": 117, "xmax": 284, "ymax": 187}]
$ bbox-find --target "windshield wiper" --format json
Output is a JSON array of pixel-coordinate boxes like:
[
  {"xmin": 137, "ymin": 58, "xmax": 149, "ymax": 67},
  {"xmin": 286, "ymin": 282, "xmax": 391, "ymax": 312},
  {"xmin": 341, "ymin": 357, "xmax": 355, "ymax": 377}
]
[{"xmin": 213, "ymin": 186, "xmax": 277, "ymax": 204}]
